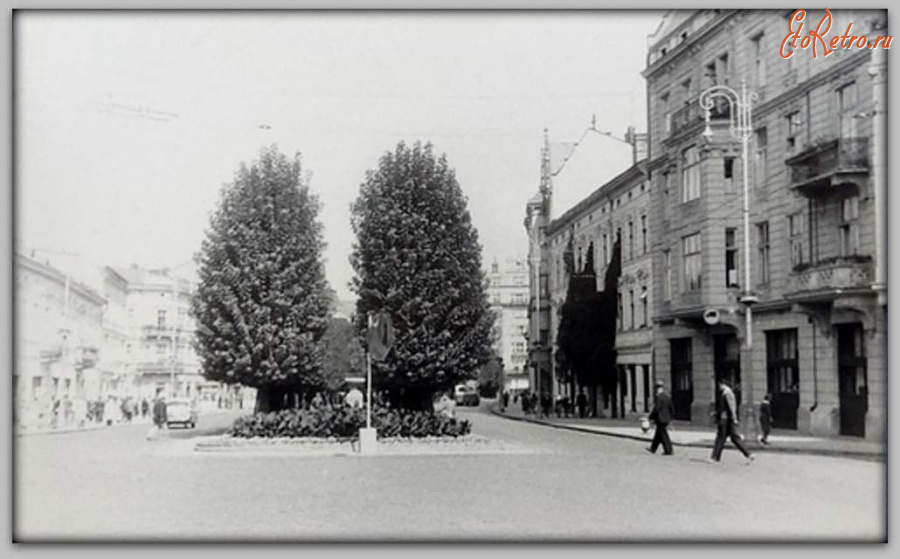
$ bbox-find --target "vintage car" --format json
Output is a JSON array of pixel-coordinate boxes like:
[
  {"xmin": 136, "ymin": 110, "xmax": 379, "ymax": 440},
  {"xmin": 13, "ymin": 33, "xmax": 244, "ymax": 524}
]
[
  {"xmin": 454, "ymin": 384, "xmax": 480, "ymax": 407},
  {"xmin": 166, "ymin": 398, "xmax": 199, "ymax": 429}
]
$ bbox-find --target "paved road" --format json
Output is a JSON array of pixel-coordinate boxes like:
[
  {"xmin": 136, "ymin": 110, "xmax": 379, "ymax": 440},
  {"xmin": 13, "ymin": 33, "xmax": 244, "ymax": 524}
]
[{"xmin": 14, "ymin": 403, "xmax": 885, "ymax": 542}]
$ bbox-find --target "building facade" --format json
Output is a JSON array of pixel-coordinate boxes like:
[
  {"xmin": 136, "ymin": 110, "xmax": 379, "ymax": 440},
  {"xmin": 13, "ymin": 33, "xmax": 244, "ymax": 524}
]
[
  {"xmin": 546, "ymin": 155, "xmax": 652, "ymax": 418},
  {"xmin": 523, "ymin": 132, "xmax": 554, "ymax": 399},
  {"xmin": 645, "ymin": 9, "xmax": 887, "ymax": 440},
  {"xmin": 486, "ymin": 258, "xmax": 531, "ymax": 392},
  {"xmin": 14, "ymin": 253, "xmax": 105, "ymax": 427}
]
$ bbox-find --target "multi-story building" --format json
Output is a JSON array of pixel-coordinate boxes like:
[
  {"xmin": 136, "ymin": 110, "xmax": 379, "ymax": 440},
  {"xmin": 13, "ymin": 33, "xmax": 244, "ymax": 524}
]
[
  {"xmin": 545, "ymin": 131, "xmax": 651, "ymax": 417},
  {"xmin": 645, "ymin": 9, "xmax": 887, "ymax": 440},
  {"xmin": 110, "ymin": 264, "xmax": 212, "ymax": 403},
  {"xmin": 486, "ymin": 257, "xmax": 530, "ymax": 392},
  {"xmin": 523, "ymin": 131, "xmax": 554, "ymax": 398},
  {"xmin": 14, "ymin": 253, "xmax": 105, "ymax": 427}
]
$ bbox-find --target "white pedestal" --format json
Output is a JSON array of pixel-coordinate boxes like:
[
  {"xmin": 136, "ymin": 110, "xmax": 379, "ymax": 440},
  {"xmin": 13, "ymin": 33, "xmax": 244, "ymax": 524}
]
[{"xmin": 358, "ymin": 427, "xmax": 377, "ymax": 455}]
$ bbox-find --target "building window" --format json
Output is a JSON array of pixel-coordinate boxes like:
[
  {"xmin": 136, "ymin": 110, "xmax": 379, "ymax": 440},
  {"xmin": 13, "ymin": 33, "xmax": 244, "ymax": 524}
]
[
  {"xmin": 641, "ymin": 215, "xmax": 648, "ymax": 255},
  {"xmin": 723, "ymin": 157, "xmax": 734, "ymax": 191},
  {"xmin": 659, "ymin": 93, "xmax": 672, "ymax": 136},
  {"xmin": 757, "ymin": 222, "xmax": 770, "ymax": 285},
  {"xmin": 725, "ymin": 228, "xmax": 739, "ymax": 287},
  {"xmin": 157, "ymin": 310, "xmax": 166, "ymax": 330},
  {"xmin": 766, "ymin": 329, "xmax": 799, "ymax": 395},
  {"xmin": 617, "ymin": 292, "xmax": 623, "ymax": 331},
  {"xmin": 627, "ymin": 220, "xmax": 634, "ymax": 260},
  {"xmin": 670, "ymin": 338, "xmax": 693, "ymax": 402},
  {"xmin": 786, "ymin": 111, "xmax": 805, "ymax": 155},
  {"xmin": 681, "ymin": 145, "xmax": 701, "ymax": 202},
  {"xmin": 788, "ymin": 212, "xmax": 806, "ymax": 267},
  {"xmin": 718, "ymin": 53, "xmax": 729, "ymax": 86},
  {"xmin": 840, "ymin": 196, "xmax": 860, "ymax": 256},
  {"xmin": 838, "ymin": 82, "xmax": 858, "ymax": 139},
  {"xmin": 755, "ymin": 128, "xmax": 768, "ymax": 189},
  {"xmin": 629, "ymin": 289, "xmax": 635, "ymax": 330},
  {"xmin": 752, "ymin": 33, "xmax": 767, "ymax": 88},
  {"xmin": 603, "ymin": 233, "xmax": 609, "ymax": 265},
  {"xmin": 681, "ymin": 78, "xmax": 692, "ymax": 105},
  {"xmin": 682, "ymin": 233, "xmax": 702, "ymax": 292},
  {"xmin": 641, "ymin": 286, "xmax": 648, "ymax": 327},
  {"xmin": 663, "ymin": 250, "xmax": 672, "ymax": 301}
]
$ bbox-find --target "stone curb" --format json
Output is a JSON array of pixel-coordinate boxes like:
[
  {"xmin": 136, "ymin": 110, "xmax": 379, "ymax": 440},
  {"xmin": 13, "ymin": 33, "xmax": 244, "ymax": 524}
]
[
  {"xmin": 192, "ymin": 434, "xmax": 521, "ymax": 457},
  {"xmin": 490, "ymin": 407, "xmax": 885, "ymax": 460}
]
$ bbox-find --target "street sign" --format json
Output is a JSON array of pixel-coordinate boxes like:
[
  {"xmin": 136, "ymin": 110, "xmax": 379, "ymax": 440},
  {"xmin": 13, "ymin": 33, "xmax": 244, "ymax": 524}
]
[{"xmin": 367, "ymin": 312, "xmax": 394, "ymax": 362}]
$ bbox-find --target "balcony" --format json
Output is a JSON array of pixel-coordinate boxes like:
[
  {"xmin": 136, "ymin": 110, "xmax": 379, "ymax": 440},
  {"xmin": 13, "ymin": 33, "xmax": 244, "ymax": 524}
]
[
  {"xmin": 669, "ymin": 97, "xmax": 730, "ymax": 139},
  {"xmin": 140, "ymin": 325, "xmax": 192, "ymax": 339},
  {"xmin": 786, "ymin": 138, "xmax": 869, "ymax": 196},
  {"xmin": 786, "ymin": 256, "xmax": 874, "ymax": 301}
]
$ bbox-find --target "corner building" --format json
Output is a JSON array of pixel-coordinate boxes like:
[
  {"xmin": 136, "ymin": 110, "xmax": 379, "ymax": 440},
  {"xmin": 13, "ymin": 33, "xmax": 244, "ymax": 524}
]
[{"xmin": 645, "ymin": 9, "xmax": 887, "ymax": 440}]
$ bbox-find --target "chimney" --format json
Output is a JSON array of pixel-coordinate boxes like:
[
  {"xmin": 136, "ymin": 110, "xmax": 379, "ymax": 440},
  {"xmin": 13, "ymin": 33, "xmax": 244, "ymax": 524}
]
[{"xmin": 631, "ymin": 129, "xmax": 649, "ymax": 164}]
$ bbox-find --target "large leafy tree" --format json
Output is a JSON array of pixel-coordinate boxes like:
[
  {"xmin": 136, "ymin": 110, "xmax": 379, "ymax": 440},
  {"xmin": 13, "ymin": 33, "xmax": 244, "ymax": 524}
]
[
  {"xmin": 191, "ymin": 146, "xmax": 331, "ymax": 413},
  {"xmin": 350, "ymin": 141, "xmax": 494, "ymax": 410},
  {"xmin": 556, "ymin": 238, "xmax": 621, "ymax": 417},
  {"xmin": 321, "ymin": 316, "xmax": 365, "ymax": 393}
]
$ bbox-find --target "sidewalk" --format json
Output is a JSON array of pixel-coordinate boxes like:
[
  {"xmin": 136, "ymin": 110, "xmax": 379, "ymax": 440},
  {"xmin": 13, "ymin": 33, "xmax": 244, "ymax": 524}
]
[
  {"xmin": 491, "ymin": 403, "xmax": 885, "ymax": 460},
  {"xmin": 14, "ymin": 408, "xmax": 245, "ymax": 437}
]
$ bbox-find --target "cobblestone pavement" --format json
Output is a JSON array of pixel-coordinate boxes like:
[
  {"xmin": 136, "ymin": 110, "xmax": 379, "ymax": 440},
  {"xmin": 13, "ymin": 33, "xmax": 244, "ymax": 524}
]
[{"xmin": 14, "ymin": 404, "xmax": 885, "ymax": 542}]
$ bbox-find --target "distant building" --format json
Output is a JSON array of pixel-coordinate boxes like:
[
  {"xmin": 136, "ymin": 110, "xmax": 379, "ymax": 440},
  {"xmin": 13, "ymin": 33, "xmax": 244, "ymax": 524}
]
[
  {"xmin": 14, "ymin": 252, "xmax": 249, "ymax": 427},
  {"xmin": 485, "ymin": 257, "xmax": 530, "ymax": 392},
  {"xmin": 14, "ymin": 253, "xmax": 105, "ymax": 427}
]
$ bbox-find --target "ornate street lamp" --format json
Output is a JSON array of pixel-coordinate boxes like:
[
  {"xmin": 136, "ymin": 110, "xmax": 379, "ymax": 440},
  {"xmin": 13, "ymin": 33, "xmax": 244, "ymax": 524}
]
[{"xmin": 699, "ymin": 79, "xmax": 759, "ymax": 440}]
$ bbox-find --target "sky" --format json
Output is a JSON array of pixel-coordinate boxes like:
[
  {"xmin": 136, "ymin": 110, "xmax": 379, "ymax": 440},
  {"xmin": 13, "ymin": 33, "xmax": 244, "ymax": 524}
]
[{"xmin": 17, "ymin": 11, "xmax": 663, "ymax": 301}]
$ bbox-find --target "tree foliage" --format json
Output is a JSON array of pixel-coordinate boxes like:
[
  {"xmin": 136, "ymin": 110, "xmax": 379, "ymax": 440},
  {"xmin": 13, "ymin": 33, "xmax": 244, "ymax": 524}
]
[
  {"xmin": 350, "ymin": 141, "xmax": 494, "ymax": 410},
  {"xmin": 321, "ymin": 317, "xmax": 365, "ymax": 392},
  {"xmin": 555, "ymin": 237, "xmax": 621, "ymax": 417},
  {"xmin": 191, "ymin": 146, "xmax": 331, "ymax": 412}
]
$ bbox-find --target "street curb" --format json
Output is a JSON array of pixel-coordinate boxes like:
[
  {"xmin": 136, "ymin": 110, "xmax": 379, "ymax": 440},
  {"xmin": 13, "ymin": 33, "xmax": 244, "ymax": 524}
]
[{"xmin": 489, "ymin": 406, "xmax": 885, "ymax": 460}]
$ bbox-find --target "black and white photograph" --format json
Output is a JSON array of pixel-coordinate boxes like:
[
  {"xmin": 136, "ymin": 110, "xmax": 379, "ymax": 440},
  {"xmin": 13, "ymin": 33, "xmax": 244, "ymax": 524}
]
[{"xmin": 10, "ymin": 5, "xmax": 890, "ymax": 543}]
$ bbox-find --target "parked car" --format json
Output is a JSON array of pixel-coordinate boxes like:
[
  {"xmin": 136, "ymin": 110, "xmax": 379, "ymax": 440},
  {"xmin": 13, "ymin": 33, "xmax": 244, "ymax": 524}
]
[
  {"xmin": 166, "ymin": 398, "xmax": 198, "ymax": 429},
  {"xmin": 454, "ymin": 385, "xmax": 480, "ymax": 407}
]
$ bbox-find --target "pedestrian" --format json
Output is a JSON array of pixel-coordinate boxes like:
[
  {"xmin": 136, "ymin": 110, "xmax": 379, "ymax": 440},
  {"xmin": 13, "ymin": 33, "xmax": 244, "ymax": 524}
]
[
  {"xmin": 52, "ymin": 398, "xmax": 61, "ymax": 429},
  {"xmin": 709, "ymin": 378, "xmax": 754, "ymax": 464},
  {"xmin": 74, "ymin": 397, "xmax": 87, "ymax": 428},
  {"xmin": 759, "ymin": 393, "xmax": 774, "ymax": 445},
  {"xmin": 646, "ymin": 380, "xmax": 675, "ymax": 456},
  {"xmin": 576, "ymin": 390, "xmax": 588, "ymax": 419},
  {"xmin": 141, "ymin": 398, "xmax": 150, "ymax": 418},
  {"xmin": 501, "ymin": 391, "xmax": 509, "ymax": 412},
  {"xmin": 149, "ymin": 390, "xmax": 168, "ymax": 440},
  {"xmin": 63, "ymin": 396, "xmax": 73, "ymax": 427}
]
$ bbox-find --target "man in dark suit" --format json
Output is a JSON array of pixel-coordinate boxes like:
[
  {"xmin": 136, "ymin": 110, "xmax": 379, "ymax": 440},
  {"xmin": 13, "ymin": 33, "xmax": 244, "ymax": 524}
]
[{"xmin": 647, "ymin": 379, "xmax": 675, "ymax": 455}]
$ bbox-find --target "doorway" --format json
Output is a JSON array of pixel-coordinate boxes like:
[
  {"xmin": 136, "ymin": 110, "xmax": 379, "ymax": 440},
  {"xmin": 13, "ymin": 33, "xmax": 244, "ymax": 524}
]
[
  {"xmin": 670, "ymin": 338, "xmax": 693, "ymax": 421},
  {"xmin": 837, "ymin": 323, "xmax": 867, "ymax": 437},
  {"xmin": 714, "ymin": 334, "xmax": 742, "ymax": 412}
]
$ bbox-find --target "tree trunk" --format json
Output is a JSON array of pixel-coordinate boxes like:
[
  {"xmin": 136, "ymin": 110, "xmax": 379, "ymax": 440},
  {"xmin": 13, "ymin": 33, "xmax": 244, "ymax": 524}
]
[{"xmin": 255, "ymin": 385, "xmax": 272, "ymax": 413}]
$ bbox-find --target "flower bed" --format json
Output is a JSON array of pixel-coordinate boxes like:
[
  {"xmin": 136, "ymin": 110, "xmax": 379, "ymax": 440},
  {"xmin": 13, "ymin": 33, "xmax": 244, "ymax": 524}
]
[{"xmin": 228, "ymin": 404, "xmax": 472, "ymax": 439}]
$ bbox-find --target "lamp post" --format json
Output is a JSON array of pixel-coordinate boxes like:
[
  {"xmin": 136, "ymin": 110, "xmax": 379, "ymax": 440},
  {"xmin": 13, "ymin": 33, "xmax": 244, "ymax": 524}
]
[{"xmin": 699, "ymin": 78, "xmax": 759, "ymax": 440}]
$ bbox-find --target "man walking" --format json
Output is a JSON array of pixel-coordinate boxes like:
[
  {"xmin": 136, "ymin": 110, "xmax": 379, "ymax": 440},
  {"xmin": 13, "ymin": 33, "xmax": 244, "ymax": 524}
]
[
  {"xmin": 149, "ymin": 390, "xmax": 168, "ymax": 441},
  {"xmin": 576, "ymin": 390, "xmax": 588, "ymax": 419},
  {"xmin": 710, "ymin": 378, "xmax": 754, "ymax": 464},
  {"xmin": 646, "ymin": 380, "xmax": 675, "ymax": 456}
]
